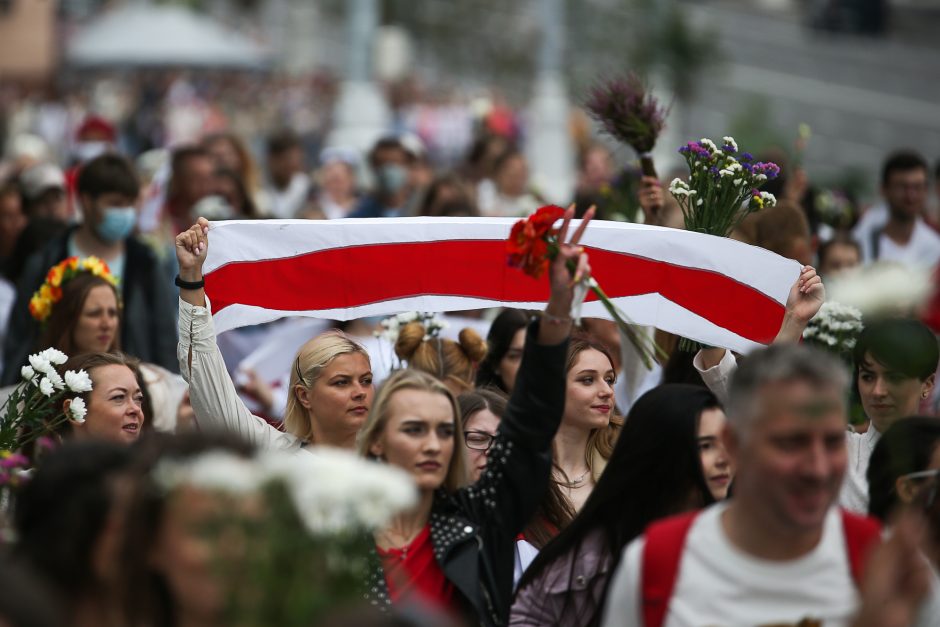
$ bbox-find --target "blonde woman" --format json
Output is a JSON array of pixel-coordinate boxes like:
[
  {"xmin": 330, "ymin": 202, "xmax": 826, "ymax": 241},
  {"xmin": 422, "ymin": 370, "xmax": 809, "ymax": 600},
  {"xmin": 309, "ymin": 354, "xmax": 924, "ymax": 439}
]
[{"xmin": 176, "ymin": 218, "xmax": 374, "ymax": 451}]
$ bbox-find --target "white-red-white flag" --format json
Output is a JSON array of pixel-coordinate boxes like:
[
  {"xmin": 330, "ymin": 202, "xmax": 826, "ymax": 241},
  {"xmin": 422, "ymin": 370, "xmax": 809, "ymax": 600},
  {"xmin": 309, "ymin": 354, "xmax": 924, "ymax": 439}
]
[{"xmin": 203, "ymin": 217, "xmax": 800, "ymax": 354}]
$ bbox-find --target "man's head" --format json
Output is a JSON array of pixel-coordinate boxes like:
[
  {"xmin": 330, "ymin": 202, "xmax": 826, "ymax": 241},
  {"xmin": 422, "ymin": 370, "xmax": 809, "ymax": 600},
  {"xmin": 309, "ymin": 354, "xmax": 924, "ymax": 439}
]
[
  {"xmin": 169, "ymin": 147, "xmax": 214, "ymax": 213},
  {"xmin": 725, "ymin": 344, "xmax": 850, "ymax": 533},
  {"xmin": 77, "ymin": 154, "xmax": 141, "ymax": 244},
  {"xmin": 368, "ymin": 137, "xmax": 415, "ymax": 199},
  {"xmin": 266, "ymin": 130, "xmax": 305, "ymax": 189},
  {"xmin": 20, "ymin": 163, "xmax": 67, "ymax": 222},
  {"xmin": 853, "ymin": 318, "xmax": 938, "ymax": 433},
  {"xmin": 881, "ymin": 150, "xmax": 928, "ymax": 224}
]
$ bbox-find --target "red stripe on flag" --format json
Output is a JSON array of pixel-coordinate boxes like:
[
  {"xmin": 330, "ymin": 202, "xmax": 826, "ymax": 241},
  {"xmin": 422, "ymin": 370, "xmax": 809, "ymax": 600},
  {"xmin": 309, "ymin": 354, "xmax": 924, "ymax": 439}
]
[{"xmin": 205, "ymin": 240, "xmax": 784, "ymax": 343}]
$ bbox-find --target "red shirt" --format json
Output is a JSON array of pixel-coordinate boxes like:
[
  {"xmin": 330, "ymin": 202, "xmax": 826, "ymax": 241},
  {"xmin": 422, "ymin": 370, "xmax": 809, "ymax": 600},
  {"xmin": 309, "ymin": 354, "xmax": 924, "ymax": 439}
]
[{"xmin": 377, "ymin": 524, "xmax": 456, "ymax": 612}]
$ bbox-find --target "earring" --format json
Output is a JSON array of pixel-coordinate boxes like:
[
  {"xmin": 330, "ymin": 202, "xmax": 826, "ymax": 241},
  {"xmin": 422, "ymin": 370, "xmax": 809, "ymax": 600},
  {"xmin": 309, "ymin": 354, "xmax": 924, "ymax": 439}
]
[{"xmin": 924, "ymin": 391, "xmax": 930, "ymax": 399}]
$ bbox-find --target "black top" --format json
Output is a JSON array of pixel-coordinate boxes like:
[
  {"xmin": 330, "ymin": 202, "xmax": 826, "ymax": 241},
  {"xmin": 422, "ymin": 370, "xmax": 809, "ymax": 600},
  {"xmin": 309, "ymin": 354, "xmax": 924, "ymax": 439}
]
[{"xmin": 365, "ymin": 320, "xmax": 568, "ymax": 626}]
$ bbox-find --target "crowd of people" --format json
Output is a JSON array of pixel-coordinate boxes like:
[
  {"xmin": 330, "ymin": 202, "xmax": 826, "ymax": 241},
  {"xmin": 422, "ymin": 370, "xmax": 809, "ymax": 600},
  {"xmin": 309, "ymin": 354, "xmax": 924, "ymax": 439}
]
[{"xmin": 0, "ymin": 66, "xmax": 938, "ymax": 626}]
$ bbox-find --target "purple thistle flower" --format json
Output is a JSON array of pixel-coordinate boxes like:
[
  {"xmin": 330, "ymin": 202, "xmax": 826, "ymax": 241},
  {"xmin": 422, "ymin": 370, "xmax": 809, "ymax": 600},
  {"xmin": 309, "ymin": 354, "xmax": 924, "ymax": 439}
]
[
  {"xmin": 722, "ymin": 144, "xmax": 736, "ymax": 153},
  {"xmin": 585, "ymin": 74, "xmax": 670, "ymax": 154},
  {"xmin": 740, "ymin": 152, "xmax": 754, "ymax": 162}
]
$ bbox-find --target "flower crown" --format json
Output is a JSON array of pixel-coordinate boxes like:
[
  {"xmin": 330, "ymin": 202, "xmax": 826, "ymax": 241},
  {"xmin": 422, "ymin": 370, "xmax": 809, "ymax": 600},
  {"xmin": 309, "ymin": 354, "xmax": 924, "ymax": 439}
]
[{"xmin": 29, "ymin": 256, "xmax": 119, "ymax": 323}]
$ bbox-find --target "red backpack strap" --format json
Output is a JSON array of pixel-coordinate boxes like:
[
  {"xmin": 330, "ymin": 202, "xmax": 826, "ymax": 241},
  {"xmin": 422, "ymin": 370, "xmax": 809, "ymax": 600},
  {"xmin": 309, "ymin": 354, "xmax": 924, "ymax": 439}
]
[
  {"xmin": 641, "ymin": 511, "xmax": 700, "ymax": 627},
  {"xmin": 840, "ymin": 509, "xmax": 882, "ymax": 589}
]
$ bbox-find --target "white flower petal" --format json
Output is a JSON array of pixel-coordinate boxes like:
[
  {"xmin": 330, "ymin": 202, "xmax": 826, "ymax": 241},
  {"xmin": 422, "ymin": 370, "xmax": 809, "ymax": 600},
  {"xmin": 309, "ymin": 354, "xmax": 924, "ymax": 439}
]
[
  {"xmin": 38, "ymin": 377, "xmax": 54, "ymax": 397},
  {"xmin": 69, "ymin": 397, "xmax": 87, "ymax": 423},
  {"xmin": 65, "ymin": 370, "xmax": 94, "ymax": 393}
]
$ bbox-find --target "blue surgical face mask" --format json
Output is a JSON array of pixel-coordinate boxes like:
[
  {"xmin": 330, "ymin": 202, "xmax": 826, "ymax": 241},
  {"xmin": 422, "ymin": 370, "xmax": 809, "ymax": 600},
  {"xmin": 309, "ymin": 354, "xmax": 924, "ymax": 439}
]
[
  {"xmin": 377, "ymin": 164, "xmax": 409, "ymax": 194},
  {"xmin": 95, "ymin": 207, "xmax": 137, "ymax": 242}
]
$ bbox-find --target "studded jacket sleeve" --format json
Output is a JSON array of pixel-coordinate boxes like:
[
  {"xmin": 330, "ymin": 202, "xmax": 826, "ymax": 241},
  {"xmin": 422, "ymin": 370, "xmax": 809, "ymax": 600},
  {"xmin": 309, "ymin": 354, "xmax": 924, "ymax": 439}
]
[{"xmin": 456, "ymin": 318, "xmax": 568, "ymax": 536}]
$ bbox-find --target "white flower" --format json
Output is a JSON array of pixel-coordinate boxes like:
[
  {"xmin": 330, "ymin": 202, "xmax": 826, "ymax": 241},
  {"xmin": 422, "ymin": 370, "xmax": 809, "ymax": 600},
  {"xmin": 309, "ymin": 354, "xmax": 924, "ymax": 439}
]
[
  {"xmin": 28, "ymin": 354, "xmax": 53, "ymax": 377},
  {"xmin": 40, "ymin": 348, "xmax": 68, "ymax": 366},
  {"xmin": 38, "ymin": 377, "xmax": 54, "ymax": 397},
  {"xmin": 718, "ymin": 169, "xmax": 734, "ymax": 178},
  {"xmin": 68, "ymin": 397, "xmax": 87, "ymax": 423},
  {"xmin": 733, "ymin": 178, "xmax": 743, "ymax": 186},
  {"xmin": 760, "ymin": 191, "xmax": 777, "ymax": 207},
  {"xmin": 20, "ymin": 366, "xmax": 35, "ymax": 382},
  {"xmin": 696, "ymin": 198, "xmax": 703, "ymax": 206},
  {"xmin": 700, "ymin": 138, "xmax": 718, "ymax": 151},
  {"xmin": 722, "ymin": 136, "xmax": 738, "ymax": 152},
  {"xmin": 829, "ymin": 263, "xmax": 933, "ymax": 316},
  {"xmin": 45, "ymin": 369, "xmax": 64, "ymax": 390},
  {"xmin": 668, "ymin": 178, "xmax": 689, "ymax": 194},
  {"xmin": 65, "ymin": 370, "xmax": 93, "ymax": 393},
  {"xmin": 155, "ymin": 451, "xmax": 262, "ymax": 494},
  {"xmin": 258, "ymin": 449, "xmax": 416, "ymax": 534},
  {"xmin": 756, "ymin": 173, "xmax": 768, "ymax": 183}
]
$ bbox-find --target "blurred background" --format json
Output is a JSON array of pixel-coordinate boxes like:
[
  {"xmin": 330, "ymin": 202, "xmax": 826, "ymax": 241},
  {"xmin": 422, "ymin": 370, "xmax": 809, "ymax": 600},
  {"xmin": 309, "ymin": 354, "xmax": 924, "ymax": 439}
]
[{"xmin": 0, "ymin": 0, "xmax": 938, "ymax": 210}]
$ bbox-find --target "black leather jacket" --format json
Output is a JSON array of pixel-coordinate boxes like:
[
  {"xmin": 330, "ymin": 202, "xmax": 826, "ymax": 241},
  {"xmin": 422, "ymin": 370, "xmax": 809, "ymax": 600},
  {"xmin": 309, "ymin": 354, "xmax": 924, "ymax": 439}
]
[{"xmin": 366, "ymin": 321, "xmax": 568, "ymax": 626}]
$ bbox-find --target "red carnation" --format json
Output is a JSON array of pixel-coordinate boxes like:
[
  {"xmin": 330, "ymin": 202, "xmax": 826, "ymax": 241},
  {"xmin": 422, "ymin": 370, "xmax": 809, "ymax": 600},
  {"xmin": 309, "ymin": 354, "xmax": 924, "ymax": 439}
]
[{"xmin": 506, "ymin": 205, "xmax": 565, "ymax": 279}]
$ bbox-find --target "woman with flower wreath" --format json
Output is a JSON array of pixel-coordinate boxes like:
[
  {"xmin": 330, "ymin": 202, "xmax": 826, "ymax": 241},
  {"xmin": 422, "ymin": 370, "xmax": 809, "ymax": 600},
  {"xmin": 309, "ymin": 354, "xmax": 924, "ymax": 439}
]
[{"xmin": 177, "ymin": 209, "xmax": 592, "ymax": 625}]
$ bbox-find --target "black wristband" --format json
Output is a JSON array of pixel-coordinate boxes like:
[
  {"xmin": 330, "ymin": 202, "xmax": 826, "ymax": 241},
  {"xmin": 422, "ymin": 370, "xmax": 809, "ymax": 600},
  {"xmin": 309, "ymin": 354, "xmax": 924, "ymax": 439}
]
[{"xmin": 175, "ymin": 275, "xmax": 205, "ymax": 290}]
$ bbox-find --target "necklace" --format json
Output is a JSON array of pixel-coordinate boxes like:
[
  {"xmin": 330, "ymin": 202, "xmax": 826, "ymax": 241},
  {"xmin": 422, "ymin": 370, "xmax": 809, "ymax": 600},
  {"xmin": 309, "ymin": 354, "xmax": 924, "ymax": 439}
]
[{"xmin": 555, "ymin": 468, "xmax": 590, "ymax": 489}]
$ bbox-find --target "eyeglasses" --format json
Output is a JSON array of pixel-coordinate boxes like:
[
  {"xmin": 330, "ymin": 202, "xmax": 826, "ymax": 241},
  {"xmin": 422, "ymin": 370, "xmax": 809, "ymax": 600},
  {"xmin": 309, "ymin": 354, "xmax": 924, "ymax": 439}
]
[
  {"xmin": 464, "ymin": 431, "xmax": 496, "ymax": 452},
  {"xmin": 900, "ymin": 469, "xmax": 940, "ymax": 510}
]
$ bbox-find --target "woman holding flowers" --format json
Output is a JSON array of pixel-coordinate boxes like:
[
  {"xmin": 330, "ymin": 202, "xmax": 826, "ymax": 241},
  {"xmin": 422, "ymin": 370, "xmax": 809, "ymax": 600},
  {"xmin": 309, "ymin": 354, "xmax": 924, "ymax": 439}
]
[
  {"xmin": 57, "ymin": 352, "xmax": 146, "ymax": 444},
  {"xmin": 18, "ymin": 256, "xmax": 184, "ymax": 432},
  {"xmin": 176, "ymin": 209, "xmax": 591, "ymax": 625},
  {"xmin": 0, "ymin": 347, "xmax": 143, "ymax": 462}
]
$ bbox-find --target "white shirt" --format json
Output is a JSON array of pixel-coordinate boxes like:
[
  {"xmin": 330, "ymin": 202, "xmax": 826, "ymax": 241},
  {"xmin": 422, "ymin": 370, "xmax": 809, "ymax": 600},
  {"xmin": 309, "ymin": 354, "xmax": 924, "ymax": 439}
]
[
  {"xmin": 602, "ymin": 503, "xmax": 860, "ymax": 627},
  {"xmin": 260, "ymin": 173, "xmax": 311, "ymax": 219},
  {"xmin": 854, "ymin": 211, "xmax": 940, "ymax": 269},
  {"xmin": 692, "ymin": 350, "xmax": 879, "ymax": 515},
  {"xmin": 839, "ymin": 426, "xmax": 881, "ymax": 515},
  {"xmin": 874, "ymin": 219, "xmax": 940, "ymax": 269}
]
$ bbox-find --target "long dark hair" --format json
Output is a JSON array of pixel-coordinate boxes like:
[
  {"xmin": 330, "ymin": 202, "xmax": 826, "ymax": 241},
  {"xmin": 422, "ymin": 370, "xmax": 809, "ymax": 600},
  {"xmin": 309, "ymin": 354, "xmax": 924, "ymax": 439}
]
[
  {"xmin": 516, "ymin": 384, "xmax": 719, "ymax": 626},
  {"xmin": 868, "ymin": 416, "xmax": 940, "ymax": 522},
  {"xmin": 475, "ymin": 309, "xmax": 529, "ymax": 392}
]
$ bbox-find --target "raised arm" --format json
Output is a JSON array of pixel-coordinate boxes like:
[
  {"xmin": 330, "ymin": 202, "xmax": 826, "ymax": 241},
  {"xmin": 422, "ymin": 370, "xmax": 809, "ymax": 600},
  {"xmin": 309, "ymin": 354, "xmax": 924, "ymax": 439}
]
[
  {"xmin": 175, "ymin": 219, "xmax": 301, "ymax": 451},
  {"xmin": 460, "ymin": 207, "xmax": 592, "ymax": 529},
  {"xmin": 693, "ymin": 265, "xmax": 825, "ymax": 403}
]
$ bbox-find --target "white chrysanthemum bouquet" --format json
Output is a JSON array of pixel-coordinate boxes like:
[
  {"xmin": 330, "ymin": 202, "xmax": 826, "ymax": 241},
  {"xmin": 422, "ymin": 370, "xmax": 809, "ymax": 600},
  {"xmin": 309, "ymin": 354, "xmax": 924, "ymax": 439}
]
[
  {"xmin": 802, "ymin": 302, "xmax": 864, "ymax": 357},
  {"xmin": 0, "ymin": 348, "xmax": 94, "ymax": 459},
  {"xmin": 155, "ymin": 448, "xmax": 417, "ymax": 625},
  {"xmin": 669, "ymin": 136, "xmax": 780, "ymax": 236}
]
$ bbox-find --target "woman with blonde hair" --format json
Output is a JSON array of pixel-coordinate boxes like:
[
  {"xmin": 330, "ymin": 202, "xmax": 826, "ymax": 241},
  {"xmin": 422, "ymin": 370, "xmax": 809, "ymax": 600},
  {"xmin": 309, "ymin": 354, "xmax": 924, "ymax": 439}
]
[
  {"xmin": 177, "ymin": 207, "xmax": 594, "ymax": 625},
  {"xmin": 395, "ymin": 322, "xmax": 487, "ymax": 395},
  {"xmin": 175, "ymin": 218, "xmax": 374, "ymax": 451}
]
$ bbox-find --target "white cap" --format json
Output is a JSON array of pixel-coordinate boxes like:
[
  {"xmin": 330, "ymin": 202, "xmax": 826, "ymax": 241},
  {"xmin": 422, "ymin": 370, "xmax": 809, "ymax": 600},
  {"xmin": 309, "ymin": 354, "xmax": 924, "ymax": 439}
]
[{"xmin": 20, "ymin": 163, "xmax": 66, "ymax": 200}]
